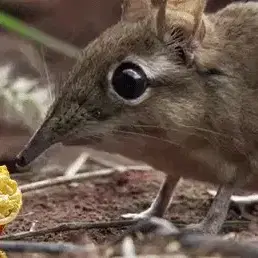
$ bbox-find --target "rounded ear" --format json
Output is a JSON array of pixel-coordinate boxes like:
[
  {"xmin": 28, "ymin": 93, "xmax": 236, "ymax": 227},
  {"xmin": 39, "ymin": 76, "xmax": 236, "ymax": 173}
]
[
  {"xmin": 120, "ymin": 0, "xmax": 207, "ymax": 45},
  {"xmin": 121, "ymin": 0, "xmax": 167, "ymax": 32},
  {"xmin": 121, "ymin": 0, "xmax": 152, "ymax": 22},
  {"xmin": 161, "ymin": 0, "xmax": 207, "ymax": 43}
]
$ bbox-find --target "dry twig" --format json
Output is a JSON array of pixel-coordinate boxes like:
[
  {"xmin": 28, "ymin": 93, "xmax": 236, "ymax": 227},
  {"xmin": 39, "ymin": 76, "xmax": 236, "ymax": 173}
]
[
  {"xmin": 20, "ymin": 168, "xmax": 115, "ymax": 192},
  {"xmin": 20, "ymin": 165, "xmax": 152, "ymax": 193},
  {"xmin": 64, "ymin": 152, "xmax": 89, "ymax": 177},
  {"xmin": 1, "ymin": 219, "xmax": 251, "ymax": 242},
  {"xmin": 104, "ymin": 217, "xmax": 258, "ymax": 258},
  {"xmin": 0, "ymin": 220, "xmax": 137, "ymax": 240},
  {"xmin": 0, "ymin": 241, "xmax": 86, "ymax": 254}
]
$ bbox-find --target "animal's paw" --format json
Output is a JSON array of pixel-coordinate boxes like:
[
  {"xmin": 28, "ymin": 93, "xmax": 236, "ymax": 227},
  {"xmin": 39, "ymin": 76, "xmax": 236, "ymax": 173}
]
[{"xmin": 121, "ymin": 209, "xmax": 152, "ymax": 220}]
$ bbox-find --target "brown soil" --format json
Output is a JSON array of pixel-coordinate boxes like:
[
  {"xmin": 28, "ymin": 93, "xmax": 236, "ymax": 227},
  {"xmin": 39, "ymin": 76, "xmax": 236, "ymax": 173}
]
[{"xmin": 5, "ymin": 169, "xmax": 258, "ymax": 245}]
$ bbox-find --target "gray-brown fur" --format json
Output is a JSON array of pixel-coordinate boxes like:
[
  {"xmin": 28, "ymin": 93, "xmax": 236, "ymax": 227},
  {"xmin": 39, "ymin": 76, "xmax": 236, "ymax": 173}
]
[{"xmin": 15, "ymin": 0, "xmax": 258, "ymax": 233}]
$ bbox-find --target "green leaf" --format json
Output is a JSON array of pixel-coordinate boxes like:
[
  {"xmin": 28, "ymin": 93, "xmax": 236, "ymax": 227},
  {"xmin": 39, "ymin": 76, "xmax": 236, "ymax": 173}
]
[{"xmin": 0, "ymin": 12, "xmax": 82, "ymax": 60}]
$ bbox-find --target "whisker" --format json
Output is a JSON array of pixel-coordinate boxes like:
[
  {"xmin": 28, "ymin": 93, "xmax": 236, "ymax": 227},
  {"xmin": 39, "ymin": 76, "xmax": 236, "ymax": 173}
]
[
  {"xmin": 76, "ymin": 125, "xmax": 181, "ymax": 148},
  {"xmin": 40, "ymin": 46, "xmax": 53, "ymax": 102},
  {"xmin": 82, "ymin": 119, "xmax": 229, "ymax": 140},
  {"xmin": 134, "ymin": 123, "xmax": 228, "ymax": 138},
  {"xmin": 110, "ymin": 129, "xmax": 182, "ymax": 148}
]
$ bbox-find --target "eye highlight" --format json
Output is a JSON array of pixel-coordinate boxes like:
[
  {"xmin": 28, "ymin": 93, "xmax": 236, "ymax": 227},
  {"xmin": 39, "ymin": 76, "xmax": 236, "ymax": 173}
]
[{"xmin": 111, "ymin": 62, "xmax": 148, "ymax": 101}]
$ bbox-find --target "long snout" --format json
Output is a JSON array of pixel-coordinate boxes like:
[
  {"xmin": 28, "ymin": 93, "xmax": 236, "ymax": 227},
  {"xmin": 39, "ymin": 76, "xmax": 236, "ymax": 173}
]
[{"xmin": 15, "ymin": 129, "xmax": 58, "ymax": 168}]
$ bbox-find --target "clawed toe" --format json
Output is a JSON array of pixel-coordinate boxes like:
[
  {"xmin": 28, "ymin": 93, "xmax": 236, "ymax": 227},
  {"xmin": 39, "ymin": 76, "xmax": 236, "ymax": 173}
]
[{"xmin": 121, "ymin": 212, "xmax": 152, "ymax": 220}]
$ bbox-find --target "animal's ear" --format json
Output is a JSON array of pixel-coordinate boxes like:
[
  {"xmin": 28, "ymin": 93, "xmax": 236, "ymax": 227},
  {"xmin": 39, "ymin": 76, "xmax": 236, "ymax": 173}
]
[
  {"xmin": 163, "ymin": 0, "xmax": 207, "ymax": 42},
  {"xmin": 121, "ymin": 0, "xmax": 168, "ymax": 38},
  {"xmin": 121, "ymin": 0, "xmax": 152, "ymax": 22},
  {"xmin": 121, "ymin": 0, "xmax": 207, "ymax": 41}
]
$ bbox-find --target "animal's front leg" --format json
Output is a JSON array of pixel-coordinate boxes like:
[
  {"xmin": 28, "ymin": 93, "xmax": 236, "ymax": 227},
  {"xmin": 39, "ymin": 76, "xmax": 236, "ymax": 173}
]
[
  {"xmin": 185, "ymin": 184, "xmax": 234, "ymax": 235},
  {"xmin": 121, "ymin": 175, "xmax": 180, "ymax": 220}
]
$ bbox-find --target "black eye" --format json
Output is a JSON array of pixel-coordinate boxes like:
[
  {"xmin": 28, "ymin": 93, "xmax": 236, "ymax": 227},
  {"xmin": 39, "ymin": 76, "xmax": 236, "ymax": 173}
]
[{"xmin": 111, "ymin": 62, "xmax": 148, "ymax": 100}]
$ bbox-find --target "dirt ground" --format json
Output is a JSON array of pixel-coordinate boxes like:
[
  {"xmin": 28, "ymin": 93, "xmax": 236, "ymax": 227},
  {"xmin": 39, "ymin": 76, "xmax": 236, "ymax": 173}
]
[{"xmin": 5, "ymin": 165, "xmax": 258, "ymax": 245}]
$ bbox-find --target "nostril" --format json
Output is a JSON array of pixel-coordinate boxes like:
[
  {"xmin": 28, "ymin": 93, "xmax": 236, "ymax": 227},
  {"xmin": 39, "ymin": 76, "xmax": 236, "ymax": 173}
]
[{"xmin": 15, "ymin": 155, "xmax": 27, "ymax": 168}]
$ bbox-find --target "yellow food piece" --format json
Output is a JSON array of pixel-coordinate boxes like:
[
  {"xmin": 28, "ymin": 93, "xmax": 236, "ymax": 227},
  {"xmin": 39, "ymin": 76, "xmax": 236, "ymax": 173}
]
[
  {"xmin": 0, "ymin": 166, "xmax": 22, "ymax": 225},
  {"xmin": 0, "ymin": 251, "xmax": 7, "ymax": 258},
  {"xmin": 0, "ymin": 166, "xmax": 23, "ymax": 258}
]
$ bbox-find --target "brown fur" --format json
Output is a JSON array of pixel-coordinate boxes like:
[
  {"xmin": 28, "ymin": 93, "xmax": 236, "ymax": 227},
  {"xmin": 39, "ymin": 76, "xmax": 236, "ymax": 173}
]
[{"xmin": 17, "ymin": 0, "xmax": 258, "ymax": 192}]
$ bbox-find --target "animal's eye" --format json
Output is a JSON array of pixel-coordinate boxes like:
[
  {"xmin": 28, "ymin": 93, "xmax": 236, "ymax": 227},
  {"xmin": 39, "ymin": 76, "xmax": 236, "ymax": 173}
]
[{"xmin": 111, "ymin": 62, "xmax": 148, "ymax": 100}]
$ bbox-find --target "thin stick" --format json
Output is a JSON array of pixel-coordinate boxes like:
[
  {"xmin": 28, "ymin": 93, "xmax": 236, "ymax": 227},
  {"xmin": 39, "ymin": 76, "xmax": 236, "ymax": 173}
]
[
  {"xmin": 1, "ymin": 219, "xmax": 250, "ymax": 241},
  {"xmin": 207, "ymin": 189, "xmax": 258, "ymax": 204},
  {"xmin": 0, "ymin": 220, "xmax": 137, "ymax": 240},
  {"xmin": 20, "ymin": 168, "xmax": 115, "ymax": 192},
  {"xmin": 64, "ymin": 152, "xmax": 89, "ymax": 177},
  {"xmin": 20, "ymin": 165, "xmax": 151, "ymax": 193},
  {"xmin": 0, "ymin": 241, "xmax": 86, "ymax": 254}
]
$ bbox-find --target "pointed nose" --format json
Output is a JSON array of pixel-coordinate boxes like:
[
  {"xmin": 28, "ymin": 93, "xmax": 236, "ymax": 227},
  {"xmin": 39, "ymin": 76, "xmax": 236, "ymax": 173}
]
[
  {"xmin": 15, "ymin": 154, "xmax": 27, "ymax": 168},
  {"xmin": 15, "ymin": 140, "xmax": 51, "ymax": 168},
  {"xmin": 15, "ymin": 133, "xmax": 56, "ymax": 168}
]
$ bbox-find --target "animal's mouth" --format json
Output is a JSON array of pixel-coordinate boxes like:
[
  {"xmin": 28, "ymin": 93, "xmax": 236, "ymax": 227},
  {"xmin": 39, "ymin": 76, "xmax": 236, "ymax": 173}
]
[
  {"xmin": 15, "ymin": 134, "xmax": 104, "ymax": 169},
  {"xmin": 15, "ymin": 124, "xmax": 148, "ymax": 169}
]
